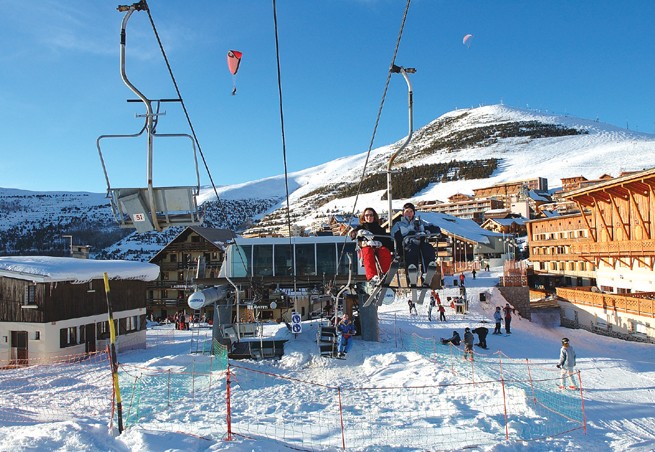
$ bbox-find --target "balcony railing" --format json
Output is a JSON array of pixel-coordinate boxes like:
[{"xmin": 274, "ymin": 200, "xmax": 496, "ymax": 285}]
[
  {"xmin": 556, "ymin": 287, "xmax": 655, "ymax": 318},
  {"xmin": 571, "ymin": 239, "xmax": 655, "ymax": 255}
]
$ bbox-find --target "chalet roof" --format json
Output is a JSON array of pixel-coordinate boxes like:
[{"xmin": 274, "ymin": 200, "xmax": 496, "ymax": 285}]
[
  {"xmin": 528, "ymin": 190, "xmax": 551, "ymax": 202},
  {"xmin": 404, "ymin": 211, "xmax": 504, "ymax": 244},
  {"xmin": 149, "ymin": 226, "xmax": 237, "ymax": 263},
  {"xmin": 188, "ymin": 226, "xmax": 237, "ymax": 244},
  {"xmin": 485, "ymin": 217, "xmax": 528, "ymax": 227},
  {"xmin": 563, "ymin": 166, "xmax": 655, "ymax": 200},
  {"xmin": 0, "ymin": 256, "xmax": 160, "ymax": 283}
]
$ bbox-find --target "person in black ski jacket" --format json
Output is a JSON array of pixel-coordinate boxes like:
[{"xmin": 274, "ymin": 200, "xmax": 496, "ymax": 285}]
[
  {"xmin": 441, "ymin": 330, "xmax": 461, "ymax": 346},
  {"xmin": 472, "ymin": 326, "xmax": 489, "ymax": 349},
  {"xmin": 463, "ymin": 327, "xmax": 474, "ymax": 361},
  {"xmin": 390, "ymin": 203, "xmax": 441, "ymax": 285}
]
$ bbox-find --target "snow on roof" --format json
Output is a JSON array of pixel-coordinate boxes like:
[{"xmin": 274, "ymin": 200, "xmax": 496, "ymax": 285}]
[
  {"xmin": 528, "ymin": 190, "xmax": 551, "ymax": 202},
  {"xmin": 416, "ymin": 211, "xmax": 504, "ymax": 244},
  {"xmin": 492, "ymin": 217, "xmax": 528, "ymax": 226},
  {"xmin": 0, "ymin": 256, "xmax": 160, "ymax": 283}
]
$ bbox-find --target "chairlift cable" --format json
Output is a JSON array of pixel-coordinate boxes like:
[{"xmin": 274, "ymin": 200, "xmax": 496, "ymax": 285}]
[
  {"xmin": 144, "ymin": 5, "xmax": 223, "ymax": 209},
  {"xmin": 272, "ymin": 0, "xmax": 293, "ymax": 241},
  {"xmin": 334, "ymin": 0, "xmax": 412, "ymax": 284},
  {"xmin": 272, "ymin": 0, "xmax": 299, "ymax": 307}
]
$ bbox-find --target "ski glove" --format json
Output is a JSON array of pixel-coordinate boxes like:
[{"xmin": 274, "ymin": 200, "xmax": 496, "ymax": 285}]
[{"xmin": 556, "ymin": 364, "xmax": 561, "ymax": 369}]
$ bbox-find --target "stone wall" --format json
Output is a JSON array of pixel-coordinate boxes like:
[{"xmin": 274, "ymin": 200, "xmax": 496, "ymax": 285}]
[{"xmin": 497, "ymin": 286, "xmax": 531, "ymax": 320}]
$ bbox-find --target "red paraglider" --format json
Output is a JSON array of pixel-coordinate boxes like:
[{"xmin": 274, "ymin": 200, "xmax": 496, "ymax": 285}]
[
  {"xmin": 462, "ymin": 34, "xmax": 474, "ymax": 48},
  {"xmin": 227, "ymin": 50, "xmax": 243, "ymax": 95}
]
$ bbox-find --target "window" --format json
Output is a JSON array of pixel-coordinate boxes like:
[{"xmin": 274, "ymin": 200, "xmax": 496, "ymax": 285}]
[
  {"xmin": 59, "ymin": 326, "xmax": 77, "ymax": 348},
  {"xmin": 170, "ymin": 254, "xmax": 177, "ymax": 263},
  {"xmin": 24, "ymin": 285, "xmax": 36, "ymax": 305},
  {"xmin": 97, "ymin": 321, "xmax": 109, "ymax": 340},
  {"xmin": 125, "ymin": 315, "xmax": 140, "ymax": 333}
]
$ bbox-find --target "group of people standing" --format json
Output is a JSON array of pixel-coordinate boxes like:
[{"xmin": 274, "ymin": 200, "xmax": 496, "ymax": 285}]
[{"xmin": 493, "ymin": 303, "xmax": 515, "ymax": 335}]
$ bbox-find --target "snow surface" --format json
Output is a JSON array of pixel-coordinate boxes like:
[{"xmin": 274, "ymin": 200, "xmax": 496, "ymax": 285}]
[
  {"xmin": 0, "ymin": 256, "xmax": 160, "ymax": 283},
  {"xmin": 1, "ymin": 269, "xmax": 653, "ymax": 451}
]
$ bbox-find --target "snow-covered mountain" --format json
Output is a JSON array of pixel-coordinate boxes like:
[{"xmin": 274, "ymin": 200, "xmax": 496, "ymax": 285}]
[
  {"xmin": 206, "ymin": 104, "xmax": 655, "ymax": 235},
  {"xmin": 2, "ymin": 104, "xmax": 654, "ymax": 259}
]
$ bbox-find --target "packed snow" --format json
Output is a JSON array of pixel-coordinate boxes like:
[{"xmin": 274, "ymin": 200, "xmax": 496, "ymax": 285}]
[
  {"xmin": 0, "ymin": 256, "xmax": 160, "ymax": 283},
  {"xmin": 0, "ymin": 268, "xmax": 653, "ymax": 451}
]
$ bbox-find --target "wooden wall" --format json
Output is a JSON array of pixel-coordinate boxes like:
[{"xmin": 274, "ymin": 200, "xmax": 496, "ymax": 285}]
[{"xmin": 0, "ymin": 277, "xmax": 147, "ymax": 323}]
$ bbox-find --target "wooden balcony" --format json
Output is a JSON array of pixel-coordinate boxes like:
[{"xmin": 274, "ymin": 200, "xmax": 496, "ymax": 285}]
[
  {"xmin": 556, "ymin": 287, "xmax": 655, "ymax": 318},
  {"xmin": 571, "ymin": 239, "xmax": 655, "ymax": 255}
]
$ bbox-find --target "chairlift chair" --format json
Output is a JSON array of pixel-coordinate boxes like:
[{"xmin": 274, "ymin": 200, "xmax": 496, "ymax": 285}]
[{"xmin": 97, "ymin": 2, "xmax": 203, "ymax": 233}]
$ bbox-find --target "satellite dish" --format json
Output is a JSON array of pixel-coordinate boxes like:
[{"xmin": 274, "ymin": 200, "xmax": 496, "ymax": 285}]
[{"xmin": 270, "ymin": 301, "xmax": 277, "ymax": 309}]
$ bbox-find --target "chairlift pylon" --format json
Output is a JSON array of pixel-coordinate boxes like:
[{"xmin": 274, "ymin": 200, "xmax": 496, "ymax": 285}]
[{"xmin": 97, "ymin": 2, "xmax": 203, "ymax": 233}]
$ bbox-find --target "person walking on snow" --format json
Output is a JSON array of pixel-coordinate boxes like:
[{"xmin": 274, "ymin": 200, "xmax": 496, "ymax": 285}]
[
  {"xmin": 472, "ymin": 269, "xmax": 476, "ymax": 279},
  {"xmin": 493, "ymin": 307, "xmax": 502, "ymax": 334},
  {"xmin": 408, "ymin": 299, "xmax": 418, "ymax": 315},
  {"xmin": 463, "ymin": 327, "xmax": 474, "ymax": 361},
  {"xmin": 459, "ymin": 272, "xmax": 465, "ymax": 286},
  {"xmin": 337, "ymin": 314, "xmax": 356, "ymax": 358},
  {"xmin": 557, "ymin": 337, "xmax": 577, "ymax": 389},
  {"xmin": 503, "ymin": 303, "xmax": 514, "ymax": 334},
  {"xmin": 428, "ymin": 295, "xmax": 436, "ymax": 321},
  {"xmin": 438, "ymin": 302, "xmax": 447, "ymax": 321},
  {"xmin": 350, "ymin": 207, "xmax": 394, "ymax": 281}
]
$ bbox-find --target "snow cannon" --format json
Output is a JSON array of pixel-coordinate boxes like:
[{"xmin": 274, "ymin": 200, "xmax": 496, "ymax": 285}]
[{"xmin": 188, "ymin": 285, "xmax": 229, "ymax": 310}]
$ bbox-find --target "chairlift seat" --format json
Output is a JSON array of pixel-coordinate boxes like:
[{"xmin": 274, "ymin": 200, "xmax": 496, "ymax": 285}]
[{"xmin": 111, "ymin": 186, "xmax": 202, "ymax": 233}]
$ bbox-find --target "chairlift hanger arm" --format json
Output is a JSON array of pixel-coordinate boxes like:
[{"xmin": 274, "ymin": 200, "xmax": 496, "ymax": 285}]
[
  {"xmin": 386, "ymin": 64, "xmax": 415, "ymax": 231},
  {"xmin": 117, "ymin": 1, "xmax": 148, "ymax": 13}
]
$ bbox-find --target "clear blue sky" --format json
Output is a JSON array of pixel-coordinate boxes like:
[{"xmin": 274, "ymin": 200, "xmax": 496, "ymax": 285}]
[{"xmin": 2, "ymin": 1, "xmax": 654, "ymax": 192}]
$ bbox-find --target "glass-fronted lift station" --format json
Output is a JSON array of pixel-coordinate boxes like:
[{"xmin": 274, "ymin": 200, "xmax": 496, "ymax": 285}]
[{"xmin": 219, "ymin": 236, "xmax": 367, "ymax": 287}]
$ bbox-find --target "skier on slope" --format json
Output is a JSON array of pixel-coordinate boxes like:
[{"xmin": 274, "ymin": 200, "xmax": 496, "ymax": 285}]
[
  {"xmin": 463, "ymin": 327, "xmax": 475, "ymax": 361},
  {"xmin": 557, "ymin": 337, "xmax": 577, "ymax": 389},
  {"xmin": 493, "ymin": 307, "xmax": 503, "ymax": 334},
  {"xmin": 503, "ymin": 303, "xmax": 515, "ymax": 334}
]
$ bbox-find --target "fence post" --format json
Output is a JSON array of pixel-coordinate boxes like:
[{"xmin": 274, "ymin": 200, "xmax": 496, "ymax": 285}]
[
  {"xmin": 338, "ymin": 386, "xmax": 346, "ymax": 450},
  {"xmin": 498, "ymin": 354, "xmax": 509, "ymax": 441},
  {"xmin": 576, "ymin": 370, "xmax": 587, "ymax": 434},
  {"xmin": 525, "ymin": 358, "xmax": 537, "ymax": 404},
  {"xmin": 192, "ymin": 360, "xmax": 196, "ymax": 402},
  {"xmin": 226, "ymin": 364, "xmax": 233, "ymax": 441}
]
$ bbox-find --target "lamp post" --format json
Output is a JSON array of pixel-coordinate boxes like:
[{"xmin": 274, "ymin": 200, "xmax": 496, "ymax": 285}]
[{"xmin": 62, "ymin": 235, "xmax": 73, "ymax": 257}]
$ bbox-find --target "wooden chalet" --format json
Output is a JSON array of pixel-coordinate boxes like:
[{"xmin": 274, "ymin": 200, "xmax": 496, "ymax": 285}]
[
  {"xmin": 0, "ymin": 256, "xmax": 159, "ymax": 366},
  {"xmin": 530, "ymin": 167, "xmax": 655, "ymax": 341},
  {"xmin": 148, "ymin": 226, "xmax": 237, "ymax": 321}
]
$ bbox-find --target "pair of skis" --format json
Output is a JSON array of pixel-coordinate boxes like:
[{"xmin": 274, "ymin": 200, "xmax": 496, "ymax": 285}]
[
  {"xmin": 407, "ymin": 261, "xmax": 439, "ymax": 306},
  {"xmin": 362, "ymin": 260, "xmax": 438, "ymax": 308}
]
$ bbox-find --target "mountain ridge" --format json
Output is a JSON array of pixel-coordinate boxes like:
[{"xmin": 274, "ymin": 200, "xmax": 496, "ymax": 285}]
[{"xmin": 2, "ymin": 104, "xmax": 654, "ymax": 259}]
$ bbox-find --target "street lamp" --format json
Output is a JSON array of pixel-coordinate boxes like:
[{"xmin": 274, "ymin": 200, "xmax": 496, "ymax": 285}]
[{"xmin": 62, "ymin": 235, "xmax": 73, "ymax": 257}]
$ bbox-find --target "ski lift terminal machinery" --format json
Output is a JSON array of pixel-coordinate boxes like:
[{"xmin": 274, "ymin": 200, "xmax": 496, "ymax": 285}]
[{"xmin": 97, "ymin": 1, "xmax": 202, "ymax": 233}]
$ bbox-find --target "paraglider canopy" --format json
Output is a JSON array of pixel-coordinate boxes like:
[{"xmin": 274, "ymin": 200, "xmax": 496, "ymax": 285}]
[
  {"xmin": 463, "ymin": 34, "xmax": 474, "ymax": 48},
  {"xmin": 227, "ymin": 50, "xmax": 242, "ymax": 75}
]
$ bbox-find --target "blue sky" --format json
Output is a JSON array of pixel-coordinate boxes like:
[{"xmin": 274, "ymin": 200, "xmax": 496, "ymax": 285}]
[{"xmin": 2, "ymin": 1, "xmax": 655, "ymax": 192}]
